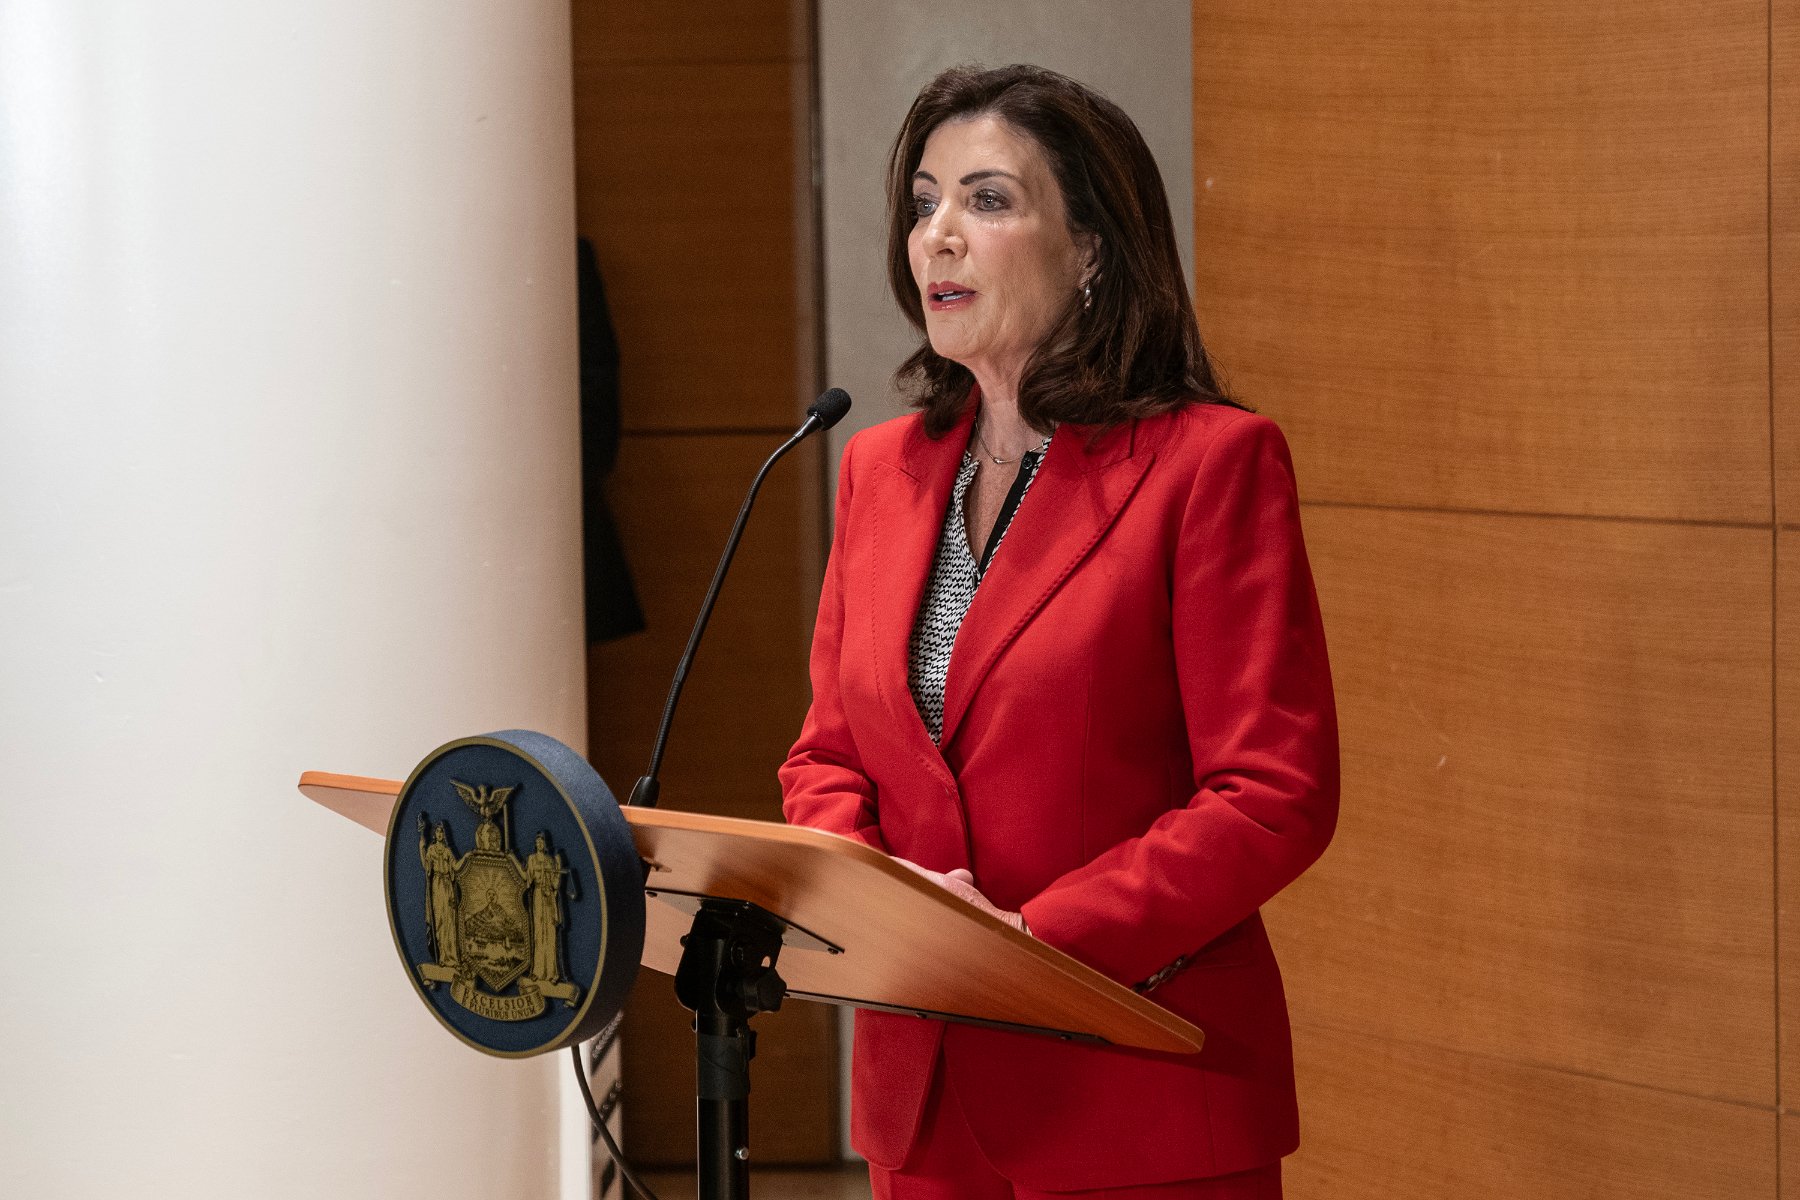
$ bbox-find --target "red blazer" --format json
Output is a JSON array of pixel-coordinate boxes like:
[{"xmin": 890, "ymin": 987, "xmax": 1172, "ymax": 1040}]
[{"xmin": 779, "ymin": 398, "xmax": 1338, "ymax": 1190}]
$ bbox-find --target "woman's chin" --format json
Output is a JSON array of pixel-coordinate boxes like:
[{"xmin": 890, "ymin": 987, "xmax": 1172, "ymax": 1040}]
[{"xmin": 925, "ymin": 335, "xmax": 975, "ymax": 365}]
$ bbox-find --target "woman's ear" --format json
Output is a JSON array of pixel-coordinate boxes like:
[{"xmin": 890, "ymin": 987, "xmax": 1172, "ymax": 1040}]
[{"xmin": 1076, "ymin": 231, "xmax": 1102, "ymax": 285}]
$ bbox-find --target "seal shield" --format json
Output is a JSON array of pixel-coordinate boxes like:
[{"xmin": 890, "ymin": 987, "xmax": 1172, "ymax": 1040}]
[{"xmin": 384, "ymin": 730, "xmax": 644, "ymax": 1057}]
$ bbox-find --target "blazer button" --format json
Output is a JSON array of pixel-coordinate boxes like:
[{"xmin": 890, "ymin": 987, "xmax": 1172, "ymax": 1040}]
[{"xmin": 1134, "ymin": 953, "xmax": 1190, "ymax": 994}]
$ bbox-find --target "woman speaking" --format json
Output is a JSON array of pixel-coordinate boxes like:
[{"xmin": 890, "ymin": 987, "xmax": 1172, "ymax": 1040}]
[{"xmin": 780, "ymin": 64, "xmax": 1337, "ymax": 1200}]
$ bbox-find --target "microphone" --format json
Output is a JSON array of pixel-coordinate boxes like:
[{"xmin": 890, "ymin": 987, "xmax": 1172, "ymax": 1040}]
[
  {"xmin": 626, "ymin": 388, "xmax": 853, "ymax": 809},
  {"xmin": 805, "ymin": 387, "xmax": 852, "ymax": 431}
]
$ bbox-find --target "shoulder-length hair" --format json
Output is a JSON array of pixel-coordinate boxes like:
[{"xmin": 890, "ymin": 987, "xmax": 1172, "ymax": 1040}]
[{"xmin": 887, "ymin": 64, "xmax": 1243, "ymax": 437}]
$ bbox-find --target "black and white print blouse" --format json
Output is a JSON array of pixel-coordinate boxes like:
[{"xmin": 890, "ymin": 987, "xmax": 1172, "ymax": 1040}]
[{"xmin": 906, "ymin": 434, "xmax": 1052, "ymax": 743}]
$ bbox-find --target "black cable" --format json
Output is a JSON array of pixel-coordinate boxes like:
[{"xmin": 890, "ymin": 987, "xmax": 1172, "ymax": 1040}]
[{"xmin": 571, "ymin": 1043, "xmax": 662, "ymax": 1200}]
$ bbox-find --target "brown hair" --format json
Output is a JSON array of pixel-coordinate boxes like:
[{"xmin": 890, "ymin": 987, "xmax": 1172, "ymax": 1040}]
[{"xmin": 887, "ymin": 64, "xmax": 1243, "ymax": 437}]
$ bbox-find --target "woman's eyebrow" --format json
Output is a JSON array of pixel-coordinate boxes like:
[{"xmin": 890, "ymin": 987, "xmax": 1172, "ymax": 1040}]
[{"xmin": 911, "ymin": 168, "xmax": 1024, "ymax": 187}]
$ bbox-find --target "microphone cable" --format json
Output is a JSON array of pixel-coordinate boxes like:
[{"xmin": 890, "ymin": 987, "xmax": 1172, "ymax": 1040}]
[{"xmin": 572, "ymin": 1042, "xmax": 662, "ymax": 1200}]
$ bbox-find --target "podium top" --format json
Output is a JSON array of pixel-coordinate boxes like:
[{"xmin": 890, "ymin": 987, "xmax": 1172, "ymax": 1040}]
[{"xmin": 300, "ymin": 771, "xmax": 1203, "ymax": 1055}]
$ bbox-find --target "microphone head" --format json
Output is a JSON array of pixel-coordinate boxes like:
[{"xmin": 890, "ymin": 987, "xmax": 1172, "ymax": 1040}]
[{"xmin": 807, "ymin": 388, "xmax": 853, "ymax": 429}]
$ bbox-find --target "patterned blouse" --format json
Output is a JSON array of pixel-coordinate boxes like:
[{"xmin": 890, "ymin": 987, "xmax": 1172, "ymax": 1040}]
[{"xmin": 907, "ymin": 434, "xmax": 1053, "ymax": 743}]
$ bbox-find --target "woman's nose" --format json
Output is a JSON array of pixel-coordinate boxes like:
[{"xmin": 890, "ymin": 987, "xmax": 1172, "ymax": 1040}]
[{"xmin": 921, "ymin": 210, "xmax": 964, "ymax": 256}]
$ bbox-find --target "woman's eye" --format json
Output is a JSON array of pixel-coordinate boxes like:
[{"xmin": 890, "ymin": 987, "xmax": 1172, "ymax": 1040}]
[
  {"xmin": 911, "ymin": 195, "xmax": 937, "ymax": 218},
  {"xmin": 973, "ymin": 189, "xmax": 1006, "ymax": 211}
]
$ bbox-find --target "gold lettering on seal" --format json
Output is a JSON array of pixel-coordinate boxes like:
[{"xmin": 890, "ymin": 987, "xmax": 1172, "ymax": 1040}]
[{"xmin": 451, "ymin": 976, "xmax": 546, "ymax": 1022}]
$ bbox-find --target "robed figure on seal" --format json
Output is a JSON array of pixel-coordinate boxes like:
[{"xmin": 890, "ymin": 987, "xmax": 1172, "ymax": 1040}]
[
  {"xmin": 525, "ymin": 832, "xmax": 570, "ymax": 984},
  {"xmin": 419, "ymin": 818, "xmax": 460, "ymax": 968}
]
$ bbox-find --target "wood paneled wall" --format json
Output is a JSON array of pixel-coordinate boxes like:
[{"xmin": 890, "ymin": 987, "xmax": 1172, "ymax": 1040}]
[
  {"xmin": 1193, "ymin": 1, "xmax": 1794, "ymax": 1193},
  {"xmin": 571, "ymin": 0, "xmax": 836, "ymax": 1165}
]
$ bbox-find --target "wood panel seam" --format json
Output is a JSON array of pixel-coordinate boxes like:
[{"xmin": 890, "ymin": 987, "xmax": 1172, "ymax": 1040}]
[
  {"xmin": 1768, "ymin": 3, "xmax": 1780, "ymax": 1177},
  {"xmin": 1291, "ymin": 1017, "xmax": 1779, "ymax": 1113},
  {"xmin": 1299, "ymin": 497, "xmax": 1775, "ymax": 532},
  {"xmin": 1771, "ymin": 0, "xmax": 1779, "ymax": 534},
  {"xmin": 579, "ymin": 55, "xmax": 798, "ymax": 66},
  {"xmin": 623, "ymin": 426, "xmax": 810, "ymax": 438},
  {"xmin": 1776, "ymin": 528, "xmax": 1785, "ymax": 1134}
]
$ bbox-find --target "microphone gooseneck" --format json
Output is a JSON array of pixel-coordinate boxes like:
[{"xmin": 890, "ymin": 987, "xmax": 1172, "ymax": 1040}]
[{"xmin": 626, "ymin": 388, "xmax": 853, "ymax": 809}]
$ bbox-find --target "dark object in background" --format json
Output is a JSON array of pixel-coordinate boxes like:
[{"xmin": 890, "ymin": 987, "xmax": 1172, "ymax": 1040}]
[{"xmin": 578, "ymin": 236, "xmax": 646, "ymax": 643}]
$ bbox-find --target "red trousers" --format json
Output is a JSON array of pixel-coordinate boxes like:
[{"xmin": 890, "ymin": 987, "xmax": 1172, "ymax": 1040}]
[{"xmin": 868, "ymin": 1054, "xmax": 1283, "ymax": 1200}]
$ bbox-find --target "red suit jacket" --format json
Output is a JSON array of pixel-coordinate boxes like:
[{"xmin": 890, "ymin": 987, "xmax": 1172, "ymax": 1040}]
[{"xmin": 779, "ymin": 398, "xmax": 1338, "ymax": 1190}]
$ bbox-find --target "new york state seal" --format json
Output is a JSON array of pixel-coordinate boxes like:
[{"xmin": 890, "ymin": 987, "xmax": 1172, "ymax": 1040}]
[
  {"xmin": 384, "ymin": 730, "xmax": 644, "ymax": 1058},
  {"xmin": 415, "ymin": 781, "xmax": 581, "ymax": 1021}
]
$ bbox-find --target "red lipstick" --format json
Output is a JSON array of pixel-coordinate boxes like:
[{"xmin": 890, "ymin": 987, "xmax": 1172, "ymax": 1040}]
[{"xmin": 925, "ymin": 280, "xmax": 978, "ymax": 312}]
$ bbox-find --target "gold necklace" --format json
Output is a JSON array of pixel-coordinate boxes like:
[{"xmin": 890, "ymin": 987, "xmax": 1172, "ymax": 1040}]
[{"xmin": 975, "ymin": 421, "xmax": 1052, "ymax": 466}]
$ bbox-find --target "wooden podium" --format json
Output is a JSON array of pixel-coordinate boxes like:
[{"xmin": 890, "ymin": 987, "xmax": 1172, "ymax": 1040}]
[{"xmin": 300, "ymin": 770, "xmax": 1204, "ymax": 1194}]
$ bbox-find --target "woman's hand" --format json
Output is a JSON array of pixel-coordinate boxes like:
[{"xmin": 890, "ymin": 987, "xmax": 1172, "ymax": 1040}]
[{"xmin": 894, "ymin": 858, "xmax": 1029, "ymax": 935}]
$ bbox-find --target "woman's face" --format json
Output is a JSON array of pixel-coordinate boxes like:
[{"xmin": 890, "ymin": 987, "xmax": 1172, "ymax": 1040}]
[{"xmin": 907, "ymin": 115, "xmax": 1094, "ymax": 391}]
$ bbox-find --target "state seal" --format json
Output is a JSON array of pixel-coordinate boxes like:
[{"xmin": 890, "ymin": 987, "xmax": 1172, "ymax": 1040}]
[{"xmin": 384, "ymin": 730, "xmax": 644, "ymax": 1057}]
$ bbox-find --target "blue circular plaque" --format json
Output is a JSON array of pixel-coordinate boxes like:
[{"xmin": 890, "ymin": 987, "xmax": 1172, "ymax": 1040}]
[{"xmin": 383, "ymin": 730, "xmax": 644, "ymax": 1057}]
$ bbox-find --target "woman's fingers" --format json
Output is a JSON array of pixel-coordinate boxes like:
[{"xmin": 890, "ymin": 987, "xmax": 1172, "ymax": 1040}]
[
  {"xmin": 893, "ymin": 856, "xmax": 943, "ymax": 882},
  {"xmin": 889, "ymin": 857, "xmax": 1029, "ymax": 935},
  {"xmin": 940, "ymin": 876, "xmax": 989, "ymax": 907}
]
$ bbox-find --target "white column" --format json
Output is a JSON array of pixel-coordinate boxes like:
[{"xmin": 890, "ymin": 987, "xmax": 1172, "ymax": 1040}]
[{"xmin": 0, "ymin": 3, "xmax": 585, "ymax": 1197}]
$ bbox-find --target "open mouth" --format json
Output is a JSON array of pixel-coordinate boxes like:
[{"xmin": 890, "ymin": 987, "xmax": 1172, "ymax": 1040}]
[{"xmin": 932, "ymin": 289, "xmax": 973, "ymax": 302}]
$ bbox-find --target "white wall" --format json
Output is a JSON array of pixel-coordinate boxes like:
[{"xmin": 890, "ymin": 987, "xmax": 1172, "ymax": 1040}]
[
  {"xmin": 819, "ymin": 1, "xmax": 1195, "ymax": 471},
  {"xmin": 0, "ymin": 3, "xmax": 587, "ymax": 1196},
  {"xmin": 815, "ymin": 1, "xmax": 1194, "ymax": 1154}
]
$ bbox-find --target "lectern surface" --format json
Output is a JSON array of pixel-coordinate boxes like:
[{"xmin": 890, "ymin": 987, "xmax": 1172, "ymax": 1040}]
[{"xmin": 299, "ymin": 771, "xmax": 1204, "ymax": 1055}]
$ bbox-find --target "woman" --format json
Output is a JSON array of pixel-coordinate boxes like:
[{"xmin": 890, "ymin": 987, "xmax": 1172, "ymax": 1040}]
[{"xmin": 780, "ymin": 64, "xmax": 1337, "ymax": 1199}]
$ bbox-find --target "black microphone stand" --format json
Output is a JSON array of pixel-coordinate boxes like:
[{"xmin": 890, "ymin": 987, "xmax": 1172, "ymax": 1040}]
[
  {"xmin": 622, "ymin": 389, "xmax": 851, "ymax": 1200},
  {"xmin": 672, "ymin": 898, "xmax": 790, "ymax": 1200}
]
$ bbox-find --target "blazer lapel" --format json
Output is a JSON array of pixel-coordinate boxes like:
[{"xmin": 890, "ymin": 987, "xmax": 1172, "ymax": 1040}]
[
  {"xmin": 937, "ymin": 422, "xmax": 1153, "ymax": 749},
  {"xmin": 863, "ymin": 403, "xmax": 975, "ymax": 775}
]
